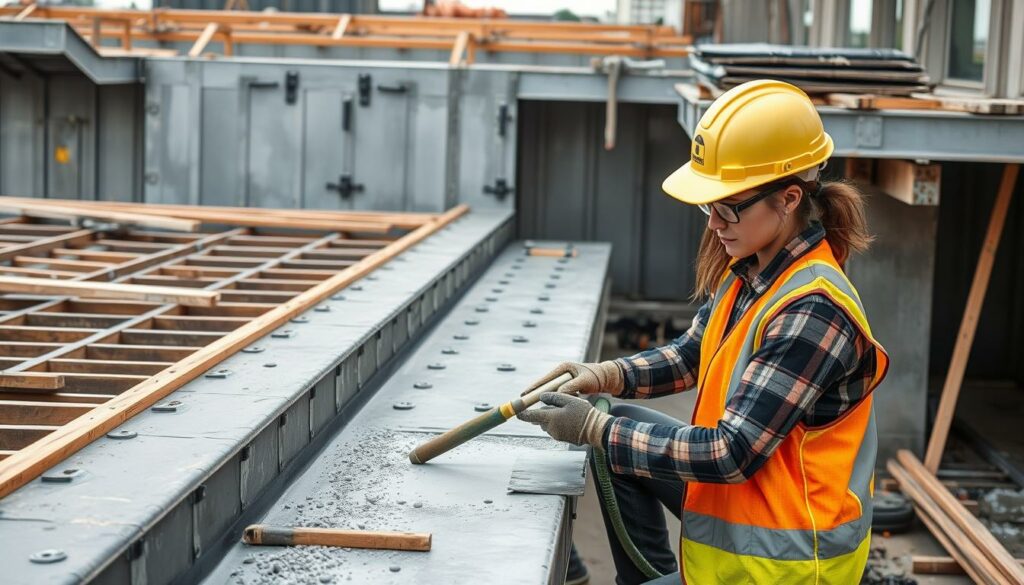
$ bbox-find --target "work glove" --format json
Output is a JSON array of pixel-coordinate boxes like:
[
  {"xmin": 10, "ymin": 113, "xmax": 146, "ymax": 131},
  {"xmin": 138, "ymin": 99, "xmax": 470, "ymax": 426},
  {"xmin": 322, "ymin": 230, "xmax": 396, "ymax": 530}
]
[
  {"xmin": 521, "ymin": 361, "xmax": 624, "ymax": 397},
  {"xmin": 517, "ymin": 392, "xmax": 613, "ymax": 449}
]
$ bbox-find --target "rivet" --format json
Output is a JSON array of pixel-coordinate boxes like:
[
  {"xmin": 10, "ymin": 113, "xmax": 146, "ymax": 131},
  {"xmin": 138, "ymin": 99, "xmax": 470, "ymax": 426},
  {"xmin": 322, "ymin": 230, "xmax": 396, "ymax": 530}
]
[
  {"xmin": 107, "ymin": 429, "xmax": 137, "ymax": 440},
  {"xmin": 414, "ymin": 382, "xmax": 433, "ymax": 389},
  {"xmin": 331, "ymin": 294, "xmax": 346, "ymax": 301},
  {"xmin": 314, "ymin": 305, "xmax": 332, "ymax": 312},
  {"xmin": 554, "ymin": 267, "xmax": 565, "ymax": 272},
  {"xmin": 474, "ymin": 403, "xmax": 492, "ymax": 412},
  {"xmin": 441, "ymin": 347, "xmax": 459, "ymax": 355},
  {"xmin": 523, "ymin": 321, "xmax": 537, "ymax": 328},
  {"xmin": 512, "ymin": 336, "xmax": 529, "ymax": 343},
  {"xmin": 504, "ymin": 273, "xmax": 515, "ymax": 278},
  {"xmin": 550, "ymin": 275, "xmax": 561, "ymax": 280},
  {"xmin": 349, "ymin": 285, "xmax": 363, "ymax": 291},
  {"xmin": 264, "ymin": 363, "xmax": 277, "ymax": 368},
  {"xmin": 393, "ymin": 402, "xmax": 414, "ymax": 410},
  {"xmin": 538, "ymin": 295, "xmax": 550, "ymax": 301},
  {"xmin": 558, "ymin": 258, "xmax": 569, "ymax": 264},
  {"xmin": 271, "ymin": 329, "xmax": 296, "ymax": 338},
  {"xmin": 531, "ymin": 308, "xmax": 544, "ymax": 314},
  {"xmin": 290, "ymin": 316, "xmax": 309, "ymax": 324},
  {"xmin": 485, "ymin": 297, "xmax": 498, "ymax": 303},
  {"xmin": 242, "ymin": 345, "xmax": 265, "ymax": 353},
  {"xmin": 427, "ymin": 363, "xmax": 446, "ymax": 370},
  {"xmin": 545, "ymin": 283, "xmax": 556, "ymax": 289},
  {"xmin": 152, "ymin": 400, "xmax": 182, "ymax": 413},
  {"xmin": 511, "ymin": 265, "xmax": 522, "ymax": 270},
  {"xmin": 464, "ymin": 319, "xmax": 480, "ymax": 326},
  {"xmin": 515, "ymin": 258, "xmax": 525, "ymax": 263},
  {"xmin": 475, "ymin": 306, "xmax": 490, "ymax": 313},
  {"xmin": 453, "ymin": 334, "xmax": 470, "ymax": 340},
  {"xmin": 41, "ymin": 468, "xmax": 83, "ymax": 484},
  {"xmin": 499, "ymin": 280, "xmax": 510, "ymax": 285},
  {"xmin": 492, "ymin": 288, "xmax": 504, "ymax": 293},
  {"xmin": 366, "ymin": 275, "xmax": 379, "ymax": 281},
  {"xmin": 29, "ymin": 549, "xmax": 66, "ymax": 564},
  {"xmin": 497, "ymin": 364, "xmax": 516, "ymax": 372},
  {"xmin": 205, "ymin": 368, "xmax": 232, "ymax": 379}
]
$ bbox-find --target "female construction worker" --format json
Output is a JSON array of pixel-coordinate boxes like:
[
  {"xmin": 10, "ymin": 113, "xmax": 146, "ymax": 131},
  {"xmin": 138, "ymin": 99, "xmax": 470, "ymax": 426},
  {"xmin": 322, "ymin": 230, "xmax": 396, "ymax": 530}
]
[{"xmin": 518, "ymin": 79, "xmax": 890, "ymax": 585}]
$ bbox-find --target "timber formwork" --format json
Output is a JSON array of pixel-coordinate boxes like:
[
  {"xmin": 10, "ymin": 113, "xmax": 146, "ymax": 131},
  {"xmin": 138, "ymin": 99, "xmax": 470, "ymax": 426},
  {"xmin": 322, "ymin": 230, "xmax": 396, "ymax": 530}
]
[{"xmin": 0, "ymin": 203, "xmax": 463, "ymax": 501}]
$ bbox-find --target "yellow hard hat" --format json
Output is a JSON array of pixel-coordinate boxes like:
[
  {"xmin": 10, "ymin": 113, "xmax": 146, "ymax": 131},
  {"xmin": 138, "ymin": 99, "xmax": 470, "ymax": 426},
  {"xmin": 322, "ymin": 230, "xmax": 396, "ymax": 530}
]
[{"xmin": 662, "ymin": 79, "xmax": 833, "ymax": 205}]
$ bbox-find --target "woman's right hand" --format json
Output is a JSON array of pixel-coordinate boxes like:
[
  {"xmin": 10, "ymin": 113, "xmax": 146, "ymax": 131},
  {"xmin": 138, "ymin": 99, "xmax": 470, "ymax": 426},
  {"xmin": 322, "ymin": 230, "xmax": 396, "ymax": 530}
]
[{"xmin": 521, "ymin": 361, "xmax": 624, "ymax": 397}]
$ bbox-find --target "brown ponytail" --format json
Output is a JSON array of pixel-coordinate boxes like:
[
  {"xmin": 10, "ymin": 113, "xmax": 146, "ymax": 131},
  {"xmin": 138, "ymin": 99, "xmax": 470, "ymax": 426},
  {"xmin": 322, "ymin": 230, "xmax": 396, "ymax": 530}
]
[{"xmin": 692, "ymin": 178, "xmax": 873, "ymax": 300}]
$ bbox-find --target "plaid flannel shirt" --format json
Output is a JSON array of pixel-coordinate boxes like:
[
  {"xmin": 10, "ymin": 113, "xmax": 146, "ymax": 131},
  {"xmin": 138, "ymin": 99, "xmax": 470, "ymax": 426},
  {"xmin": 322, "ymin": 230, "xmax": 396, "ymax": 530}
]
[{"xmin": 604, "ymin": 223, "xmax": 878, "ymax": 484}]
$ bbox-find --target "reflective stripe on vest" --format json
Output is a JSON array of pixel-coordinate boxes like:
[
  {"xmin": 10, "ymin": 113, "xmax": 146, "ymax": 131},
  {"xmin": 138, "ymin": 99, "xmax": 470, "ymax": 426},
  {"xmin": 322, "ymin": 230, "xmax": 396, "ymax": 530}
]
[{"xmin": 681, "ymin": 241, "xmax": 890, "ymax": 585}]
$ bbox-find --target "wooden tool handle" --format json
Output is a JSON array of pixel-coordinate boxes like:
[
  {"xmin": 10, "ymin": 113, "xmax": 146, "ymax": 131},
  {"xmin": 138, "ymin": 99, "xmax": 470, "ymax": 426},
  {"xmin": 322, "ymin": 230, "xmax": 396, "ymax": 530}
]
[
  {"xmin": 243, "ymin": 525, "xmax": 431, "ymax": 552},
  {"xmin": 408, "ymin": 372, "xmax": 572, "ymax": 464}
]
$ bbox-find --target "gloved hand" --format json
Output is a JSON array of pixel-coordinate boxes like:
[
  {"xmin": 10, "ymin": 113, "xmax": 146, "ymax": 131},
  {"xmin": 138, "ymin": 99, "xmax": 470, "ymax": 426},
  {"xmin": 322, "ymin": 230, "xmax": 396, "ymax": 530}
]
[
  {"xmin": 521, "ymin": 361, "xmax": 624, "ymax": 397},
  {"xmin": 517, "ymin": 393, "xmax": 613, "ymax": 449}
]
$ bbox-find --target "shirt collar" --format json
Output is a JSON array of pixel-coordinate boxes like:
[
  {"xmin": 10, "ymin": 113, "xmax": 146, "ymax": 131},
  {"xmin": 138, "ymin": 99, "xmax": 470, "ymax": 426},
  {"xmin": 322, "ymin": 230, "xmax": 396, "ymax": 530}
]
[{"xmin": 730, "ymin": 223, "xmax": 826, "ymax": 295}]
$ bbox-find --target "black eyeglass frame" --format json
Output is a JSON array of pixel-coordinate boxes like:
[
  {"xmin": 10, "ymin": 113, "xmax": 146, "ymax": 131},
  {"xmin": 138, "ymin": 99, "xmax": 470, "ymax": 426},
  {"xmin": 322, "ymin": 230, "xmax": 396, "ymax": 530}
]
[{"xmin": 698, "ymin": 177, "xmax": 814, "ymax": 224}]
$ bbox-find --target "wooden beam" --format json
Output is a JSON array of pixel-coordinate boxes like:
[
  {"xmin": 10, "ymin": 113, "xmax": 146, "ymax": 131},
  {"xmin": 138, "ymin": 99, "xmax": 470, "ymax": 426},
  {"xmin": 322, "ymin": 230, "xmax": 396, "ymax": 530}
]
[
  {"xmin": 924, "ymin": 164, "xmax": 1019, "ymax": 472},
  {"xmin": 13, "ymin": 3, "xmax": 37, "ymax": 20},
  {"xmin": 914, "ymin": 555, "xmax": 1024, "ymax": 575},
  {"xmin": 450, "ymin": 31, "xmax": 469, "ymax": 67},
  {"xmin": 0, "ymin": 276, "xmax": 220, "ymax": 307},
  {"xmin": 875, "ymin": 159, "xmax": 941, "ymax": 206},
  {"xmin": 0, "ymin": 424, "xmax": 59, "ymax": 450},
  {"xmin": 0, "ymin": 229, "xmax": 95, "ymax": 263},
  {"xmin": 189, "ymin": 22, "xmax": 220, "ymax": 57},
  {"xmin": 897, "ymin": 450, "xmax": 1024, "ymax": 584},
  {"xmin": 0, "ymin": 401, "xmax": 92, "ymax": 426},
  {"xmin": 887, "ymin": 460, "xmax": 998, "ymax": 585},
  {"xmin": 331, "ymin": 14, "xmax": 350, "ymax": 39},
  {"xmin": 47, "ymin": 358, "xmax": 173, "ymax": 376},
  {"xmin": 0, "ymin": 205, "xmax": 468, "ymax": 499},
  {"xmin": 0, "ymin": 373, "xmax": 64, "ymax": 390},
  {"xmin": 0, "ymin": 199, "xmax": 199, "ymax": 232}
]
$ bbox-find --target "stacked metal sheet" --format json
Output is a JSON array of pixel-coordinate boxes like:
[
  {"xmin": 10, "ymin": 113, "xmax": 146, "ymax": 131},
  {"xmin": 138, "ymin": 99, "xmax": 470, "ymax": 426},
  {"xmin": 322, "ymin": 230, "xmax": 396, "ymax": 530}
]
[{"xmin": 690, "ymin": 43, "xmax": 931, "ymax": 95}]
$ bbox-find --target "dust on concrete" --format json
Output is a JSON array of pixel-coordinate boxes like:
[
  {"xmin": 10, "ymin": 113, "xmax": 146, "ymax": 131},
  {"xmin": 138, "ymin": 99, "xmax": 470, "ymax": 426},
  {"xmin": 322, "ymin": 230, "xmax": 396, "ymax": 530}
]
[{"xmin": 978, "ymin": 488, "xmax": 1024, "ymax": 557}]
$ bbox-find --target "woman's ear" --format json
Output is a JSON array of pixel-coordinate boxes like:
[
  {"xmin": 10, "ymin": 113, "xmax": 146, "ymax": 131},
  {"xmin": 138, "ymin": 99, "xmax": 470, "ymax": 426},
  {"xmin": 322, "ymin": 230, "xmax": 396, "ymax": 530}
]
[{"xmin": 782, "ymin": 184, "xmax": 803, "ymax": 213}]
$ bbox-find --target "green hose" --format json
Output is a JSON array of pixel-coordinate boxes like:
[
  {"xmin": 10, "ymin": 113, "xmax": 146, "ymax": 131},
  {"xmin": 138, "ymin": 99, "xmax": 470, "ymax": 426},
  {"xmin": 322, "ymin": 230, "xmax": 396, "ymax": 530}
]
[{"xmin": 591, "ymin": 397, "xmax": 664, "ymax": 580}]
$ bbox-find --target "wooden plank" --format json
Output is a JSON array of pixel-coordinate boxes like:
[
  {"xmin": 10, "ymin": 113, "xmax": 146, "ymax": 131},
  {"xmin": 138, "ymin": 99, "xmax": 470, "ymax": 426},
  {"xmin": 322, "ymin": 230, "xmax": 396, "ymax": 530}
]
[
  {"xmin": 51, "ymin": 248, "xmax": 140, "ymax": 262},
  {"xmin": 218, "ymin": 290, "xmax": 298, "ymax": 303},
  {"xmin": 159, "ymin": 265, "xmax": 242, "ymax": 278},
  {"xmin": 188, "ymin": 22, "xmax": 219, "ymax": 57},
  {"xmin": 0, "ymin": 373, "xmax": 64, "ymax": 390},
  {"xmin": 13, "ymin": 3, "xmax": 37, "ymax": 20},
  {"xmin": 887, "ymin": 459, "xmax": 997, "ymax": 585},
  {"xmin": 0, "ymin": 228, "xmax": 95, "ymax": 262},
  {"xmin": 897, "ymin": 450, "xmax": 1024, "ymax": 583},
  {"xmin": 913, "ymin": 555, "xmax": 1024, "ymax": 575},
  {"xmin": 184, "ymin": 303, "xmax": 274, "ymax": 317},
  {"xmin": 24, "ymin": 312, "xmax": 130, "ymax": 329},
  {"xmin": 0, "ymin": 392, "xmax": 112, "ymax": 404},
  {"xmin": 0, "ymin": 205, "xmax": 467, "ymax": 499},
  {"xmin": 260, "ymin": 268, "xmax": 335, "ymax": 280},
  {"xmin": 0, "ymin": 342, "xmax": 64, "ymax": 358},
  {"xmin": 0, "ymin": 424, "xmax": 59, "ymax": 450},
  {"xmin": 47, "ymin": 358, "xmax": 172, "ymax": 376},
  {"xmin": 913, "ymin": 92, "xmax": 1024, "ymax": 115},
  {"xmin": 86, "ymin": 344, "xmax": 200, "ymax": 362},
  {"xmin": 0, "ymin": 200, "xmax": 199, "ymax": 232},
  {"xmin": 0, "ymin": 326, "xmax": 99, "ymax": 343},
  {"xmin": 94, "ymin": 238, "xmax": 171, "ymax": 252},
  {"xmin": 130, "ymin": 276, "xmax": 218, "ymax": 288},
  {"xmin": 119, "ymin": 329, "xmax": 223, "ymax": 347},
  {"xmin": 924, "ymin": 164, "xmax": 1019, "ymax": 472},
  {"xmin": 0, "ymin": 276, "xmax": 221, "ymax": 307},
  {"xmin": 450, "ymin": 30, "xmax": 469, "ymax": 67},
  {"xmin": 61, "ymin": 373, "xmax": 149, "ymax": 394},
  {"xmin": 827, "ymin": 92, "xmax": 941, "ymax": 110},
  {"xmin": 59, "ymin": 299, "xmax": 160, "ymax": 315},
  {"xmin": 13, "ymin": 255, "xmax": 114, "ymax": 271},
  {"xmin": 0, "ymin": 401, "xmax": 92, "ymax": 425},
  {"xmin": 0, "ymin": 265, "xmax": 80, "ymax": 279},
  {"xmin": 236, "ymin": 278, "xmax": 320, "ymax": 292},
  {"xmin": 874, "ymin": 159, "xmax": 941, "ymax": 206},
  {"xmin": 331, "ymin": 14, "xmax": 350, "ymax": 39},
  {"xmin": 151, "ymin": 315, "xmax": 248, "ymax": 332}
]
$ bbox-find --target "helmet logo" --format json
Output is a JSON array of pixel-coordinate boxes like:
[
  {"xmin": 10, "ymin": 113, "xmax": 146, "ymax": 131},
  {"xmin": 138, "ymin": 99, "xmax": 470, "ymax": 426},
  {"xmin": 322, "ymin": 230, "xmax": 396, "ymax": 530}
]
[{"xmin": 692, "ymin": 134, "xmax": 705, "ymax": 166}]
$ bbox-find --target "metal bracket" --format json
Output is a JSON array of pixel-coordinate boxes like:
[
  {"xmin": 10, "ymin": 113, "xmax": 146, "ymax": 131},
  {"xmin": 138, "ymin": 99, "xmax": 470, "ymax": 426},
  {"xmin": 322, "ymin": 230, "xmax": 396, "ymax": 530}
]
[
  {"xmin": 358, "ymin": 73, "xmax": 372, "ymax": 106},
  {"xmin": 285, "ymin": 71, "xmax": 299, "ymax": 105},
  {"xmin": 326, "ymin": 174, "xmax": 364, "ymax": 199},
  {"xmin": 484, "ymin": 178, "xmax": 514, "ymax": 200},
  {"xmin": 497, "ymin": 102, "xmax": 511, "ymax": 138}
]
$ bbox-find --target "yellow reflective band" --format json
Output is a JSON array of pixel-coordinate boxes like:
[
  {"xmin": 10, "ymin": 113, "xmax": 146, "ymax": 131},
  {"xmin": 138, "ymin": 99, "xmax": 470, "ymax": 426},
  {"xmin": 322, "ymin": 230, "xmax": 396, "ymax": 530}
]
[{"xmin": 499, "ymin": 402, "xmax": 515, "ymax": 419}]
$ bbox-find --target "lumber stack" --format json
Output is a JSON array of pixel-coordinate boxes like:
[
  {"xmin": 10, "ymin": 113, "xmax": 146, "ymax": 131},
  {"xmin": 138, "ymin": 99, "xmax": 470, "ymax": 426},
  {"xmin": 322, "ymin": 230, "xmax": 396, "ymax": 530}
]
[
  {"xmin": 689, "ymin": 43, "xmax": 930, "ymax": 96},
  {"xmin": 0, "ymin": 197, "xmax": 438, "ymax": 234},
  {"xmin": 887, "ymin": 449, "xmax": 1024, "ymax": 585}
]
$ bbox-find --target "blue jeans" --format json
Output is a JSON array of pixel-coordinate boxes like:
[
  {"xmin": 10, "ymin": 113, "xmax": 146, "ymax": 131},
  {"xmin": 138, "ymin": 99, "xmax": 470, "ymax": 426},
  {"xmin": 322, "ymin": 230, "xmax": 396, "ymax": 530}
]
[{"xmin": 587, "ymin": 402, "xmax": 686, "ymax": 585}]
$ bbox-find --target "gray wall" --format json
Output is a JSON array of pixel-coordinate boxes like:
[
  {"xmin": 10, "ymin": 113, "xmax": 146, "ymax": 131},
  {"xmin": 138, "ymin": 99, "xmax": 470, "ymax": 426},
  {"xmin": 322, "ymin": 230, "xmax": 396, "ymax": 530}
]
[
  {"xmin": 517, "ymin": 100, "xmax": 705, "ymax": 301},
  {"xmin": 0, "ymin": 72, "xmax": 142, "ymax": 201}
]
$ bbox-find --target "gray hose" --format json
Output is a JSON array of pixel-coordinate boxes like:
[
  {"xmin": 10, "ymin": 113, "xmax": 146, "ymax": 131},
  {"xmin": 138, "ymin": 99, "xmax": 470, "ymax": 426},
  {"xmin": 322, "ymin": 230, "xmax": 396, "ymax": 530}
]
[{"xmin": 591, "ymin": 397, "xmax": 664, "ymax": 580}]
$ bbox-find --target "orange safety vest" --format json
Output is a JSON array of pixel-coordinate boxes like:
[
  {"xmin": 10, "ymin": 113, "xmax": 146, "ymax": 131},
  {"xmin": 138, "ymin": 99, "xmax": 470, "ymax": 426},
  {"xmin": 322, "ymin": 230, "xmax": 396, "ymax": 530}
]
[{"xmin": 680, "ymin": 240, "xmax": 890, "ymax": 584}]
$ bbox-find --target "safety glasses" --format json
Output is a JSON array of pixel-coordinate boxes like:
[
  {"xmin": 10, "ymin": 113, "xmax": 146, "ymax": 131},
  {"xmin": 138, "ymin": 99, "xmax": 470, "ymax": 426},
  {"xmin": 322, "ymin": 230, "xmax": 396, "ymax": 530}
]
[{"xmin": 698, "ymin": 178, "xmax": 810, "ymax": 224}]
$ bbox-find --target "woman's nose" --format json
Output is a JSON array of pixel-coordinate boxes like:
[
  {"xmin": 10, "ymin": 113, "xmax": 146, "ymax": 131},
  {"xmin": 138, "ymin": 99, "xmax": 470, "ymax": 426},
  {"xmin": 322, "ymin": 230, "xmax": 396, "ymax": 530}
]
[{"xmin": 707, "ymin": 207, "xmax": 726, "ymax": 230}]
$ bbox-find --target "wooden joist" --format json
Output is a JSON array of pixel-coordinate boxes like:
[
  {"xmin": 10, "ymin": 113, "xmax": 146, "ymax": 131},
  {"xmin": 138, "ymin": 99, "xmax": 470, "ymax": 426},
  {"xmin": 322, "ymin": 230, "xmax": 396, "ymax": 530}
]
[
  {"xmin": 0, "ymin": 200, "xmax": 199, "ymax": 232},
  {"xmin": 914, "ymin": 555, "xmax": 1024, "ymax": 575},
  {"xmin": 0, "ymin": 204, "xmax": 468, "ymax": 499},
  {"xmin": 0, "ymin": 372, "xmax": 65, "ymax": 390},
  {"xmin": 0, "ymin": 276, "xmax": 221, "ymax": 307}
]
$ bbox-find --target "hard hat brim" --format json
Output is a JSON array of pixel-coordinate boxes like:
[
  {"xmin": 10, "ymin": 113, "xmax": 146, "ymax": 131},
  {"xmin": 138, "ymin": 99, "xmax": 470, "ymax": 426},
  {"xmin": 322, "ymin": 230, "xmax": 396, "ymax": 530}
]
[{"xmin": 661, "ymin": 161, "xmax": 776, "ymax": 206}]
